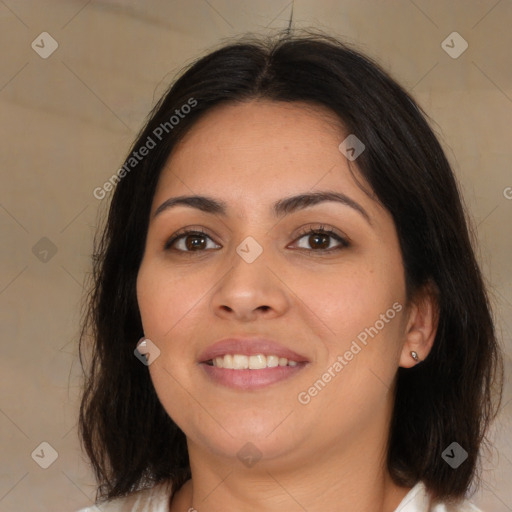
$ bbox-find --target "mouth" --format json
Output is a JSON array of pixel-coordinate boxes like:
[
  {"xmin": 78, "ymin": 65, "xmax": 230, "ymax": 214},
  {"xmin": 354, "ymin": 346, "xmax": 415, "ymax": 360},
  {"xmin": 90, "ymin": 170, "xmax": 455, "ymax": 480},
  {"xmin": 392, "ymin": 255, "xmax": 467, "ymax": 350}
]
[{"xmin": 198, "ymin": 338, "xmax": 309, "ymax": 390}]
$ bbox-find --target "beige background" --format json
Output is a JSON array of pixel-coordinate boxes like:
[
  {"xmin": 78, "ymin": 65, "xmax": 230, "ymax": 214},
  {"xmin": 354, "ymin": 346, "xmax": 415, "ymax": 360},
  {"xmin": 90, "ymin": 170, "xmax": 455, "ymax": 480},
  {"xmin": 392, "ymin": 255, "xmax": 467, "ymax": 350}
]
[{"xmin": 0, "ymin": 1, "xmax": 511, "ymax": 510}]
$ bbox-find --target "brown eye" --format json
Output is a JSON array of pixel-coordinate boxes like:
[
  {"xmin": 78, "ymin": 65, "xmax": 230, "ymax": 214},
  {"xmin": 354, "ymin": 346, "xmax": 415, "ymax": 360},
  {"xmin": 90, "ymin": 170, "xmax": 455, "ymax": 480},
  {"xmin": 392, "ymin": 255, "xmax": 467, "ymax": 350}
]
[
  {"xmin": 164, "ymin": 230, "xmax": 220, "ymax": 252},
  {"xmin": 184, "ymin": 234, "xmax": 208, "ymax": 251},
  {"xmin": 308, "ymin": 233, "xmax": 330, "ymax": 249},
  {"xmin": 293, "ymin": 226, "xmax": 349, "ymax": 252}
]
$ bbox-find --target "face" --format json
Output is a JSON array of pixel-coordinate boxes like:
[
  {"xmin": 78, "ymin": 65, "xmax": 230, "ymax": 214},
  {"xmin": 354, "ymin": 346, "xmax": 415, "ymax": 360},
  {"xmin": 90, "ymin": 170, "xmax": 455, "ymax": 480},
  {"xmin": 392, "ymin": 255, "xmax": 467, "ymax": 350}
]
[{"xmin": 136, "ymin": 100, "xmax": 409, "ymax": 469}]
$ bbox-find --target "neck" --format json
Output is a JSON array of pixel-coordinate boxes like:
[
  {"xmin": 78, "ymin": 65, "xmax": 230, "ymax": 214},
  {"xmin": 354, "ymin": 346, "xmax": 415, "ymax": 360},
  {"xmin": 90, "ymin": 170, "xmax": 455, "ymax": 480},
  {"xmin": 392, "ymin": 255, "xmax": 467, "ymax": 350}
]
[{"xmin": 170, "ymin": 433, "xmax": 412, "ymax": 512}]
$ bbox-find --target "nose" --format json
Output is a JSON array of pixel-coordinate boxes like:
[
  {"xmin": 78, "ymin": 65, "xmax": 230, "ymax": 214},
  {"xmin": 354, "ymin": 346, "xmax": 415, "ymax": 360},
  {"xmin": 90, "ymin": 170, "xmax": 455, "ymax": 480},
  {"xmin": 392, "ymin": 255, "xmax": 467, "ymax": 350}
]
[{"xmin": 210, "ymin": 246, "xmax": 290, "ymax": 322}]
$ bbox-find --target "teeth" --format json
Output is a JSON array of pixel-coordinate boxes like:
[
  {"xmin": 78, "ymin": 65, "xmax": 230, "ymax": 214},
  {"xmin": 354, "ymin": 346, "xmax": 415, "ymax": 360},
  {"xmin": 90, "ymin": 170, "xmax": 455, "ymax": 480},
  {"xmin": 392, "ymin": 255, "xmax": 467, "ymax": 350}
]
[
  {"xmin": 233, "ymin": 354, "xmax": 249, "ymax": 369},
  {"xmin": 267, "ymin": 355, "xmax": 279, "ymax": 367},
  {"xmin": 211, "ymin": 354, "xmax": 300, "ymax": 369},
  {"xmin": 249, "ymin": 354, "xmax": 266, "ymax": 369}
]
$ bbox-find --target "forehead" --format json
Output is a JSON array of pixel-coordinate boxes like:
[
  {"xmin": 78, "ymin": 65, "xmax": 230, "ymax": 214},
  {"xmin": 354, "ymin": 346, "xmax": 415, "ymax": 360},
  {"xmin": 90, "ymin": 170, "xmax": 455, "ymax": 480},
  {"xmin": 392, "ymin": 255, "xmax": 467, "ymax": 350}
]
[{"xmin": 152, "ymin": 100, "xmax": 380, "ymax": 220}]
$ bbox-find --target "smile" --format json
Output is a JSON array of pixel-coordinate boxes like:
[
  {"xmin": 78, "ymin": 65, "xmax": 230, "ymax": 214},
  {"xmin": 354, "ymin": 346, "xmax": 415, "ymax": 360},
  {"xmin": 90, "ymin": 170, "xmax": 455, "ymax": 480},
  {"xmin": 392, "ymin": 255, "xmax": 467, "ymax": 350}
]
[{"xmin": 198, "ymin": 337, "xmax": 309, "ymax": 390}]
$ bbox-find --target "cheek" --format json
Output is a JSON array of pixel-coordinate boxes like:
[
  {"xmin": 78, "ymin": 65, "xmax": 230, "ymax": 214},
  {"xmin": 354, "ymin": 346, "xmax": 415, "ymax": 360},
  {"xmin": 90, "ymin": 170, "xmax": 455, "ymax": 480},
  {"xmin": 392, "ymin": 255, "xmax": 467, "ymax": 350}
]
[
  {"xmin": 302, "ymin": 261, "xmax": 401, "ymax": 335},
  {"xmin": 137, "ymin": 261, "xmax": 204, "ymax": 341},
  {"xmin": 136, "ymin": 263, "xmax": 206, "ymax": 429},
  {"xmin": 299, "ymin": 264, "xmax": 404, "ymax": 426},
  {"xmin": 300, "ymin": 255, "xmax": 405, "ymax": 384}
]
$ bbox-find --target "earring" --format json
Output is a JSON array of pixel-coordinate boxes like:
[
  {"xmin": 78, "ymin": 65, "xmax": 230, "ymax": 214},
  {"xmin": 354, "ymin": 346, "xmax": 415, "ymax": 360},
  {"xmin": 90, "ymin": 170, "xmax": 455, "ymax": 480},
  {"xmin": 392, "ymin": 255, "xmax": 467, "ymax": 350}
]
[{"xmin": 410, "ymin": 351, "xmax": 420, "ymax": 362}]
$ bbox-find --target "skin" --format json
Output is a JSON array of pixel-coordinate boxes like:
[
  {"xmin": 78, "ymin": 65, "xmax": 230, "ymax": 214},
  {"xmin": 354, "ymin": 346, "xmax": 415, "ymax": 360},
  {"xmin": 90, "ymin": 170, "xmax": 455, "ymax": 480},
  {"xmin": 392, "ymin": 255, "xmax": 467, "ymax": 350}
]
[{"xmin": 136, "ymin": 100, "xmax": 438, "ymax": 512}]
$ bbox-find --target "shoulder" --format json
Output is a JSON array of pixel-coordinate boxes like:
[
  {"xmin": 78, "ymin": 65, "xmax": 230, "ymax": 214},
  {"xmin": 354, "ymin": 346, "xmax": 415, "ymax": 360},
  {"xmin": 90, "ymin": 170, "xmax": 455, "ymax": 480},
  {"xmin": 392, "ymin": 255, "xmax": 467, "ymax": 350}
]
[
  {"xmin": 395, "ymin": 482, "xmax": 484, "ymax": 512},
  {"xmin": 74, "ymin": 479, "xmax": 173, "ymax": 512}
]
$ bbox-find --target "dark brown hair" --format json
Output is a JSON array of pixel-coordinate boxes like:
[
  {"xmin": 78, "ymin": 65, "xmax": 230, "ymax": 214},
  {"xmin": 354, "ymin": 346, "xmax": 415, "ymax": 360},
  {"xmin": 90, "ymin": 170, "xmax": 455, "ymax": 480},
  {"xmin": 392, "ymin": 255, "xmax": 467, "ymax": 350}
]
[{"xmin": 78, "ymin": 29, "xmax": 503, "ymax": 505}]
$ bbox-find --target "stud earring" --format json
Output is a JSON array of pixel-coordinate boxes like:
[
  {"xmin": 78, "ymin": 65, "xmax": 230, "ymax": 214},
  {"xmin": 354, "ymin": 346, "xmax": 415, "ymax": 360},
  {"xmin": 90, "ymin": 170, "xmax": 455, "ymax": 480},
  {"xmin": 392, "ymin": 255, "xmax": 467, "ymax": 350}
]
[{"xmin": 410, "ymin": 351, "xmax": 420, "ymax": 362}]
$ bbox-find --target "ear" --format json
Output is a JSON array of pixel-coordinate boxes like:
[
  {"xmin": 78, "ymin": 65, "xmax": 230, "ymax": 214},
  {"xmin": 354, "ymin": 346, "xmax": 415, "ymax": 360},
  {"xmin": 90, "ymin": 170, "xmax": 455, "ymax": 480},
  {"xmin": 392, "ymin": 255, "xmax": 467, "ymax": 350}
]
[{"xmin": 399, "ymin": 281, "xmax": 439, "ymax": 368}]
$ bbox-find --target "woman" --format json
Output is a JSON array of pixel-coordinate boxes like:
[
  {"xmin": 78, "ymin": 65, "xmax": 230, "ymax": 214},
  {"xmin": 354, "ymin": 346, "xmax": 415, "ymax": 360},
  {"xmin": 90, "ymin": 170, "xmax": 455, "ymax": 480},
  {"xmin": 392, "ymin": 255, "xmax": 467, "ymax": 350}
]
[{"xmin": 76, "ymin": 30, "xmax": 503, "ymax": 512}]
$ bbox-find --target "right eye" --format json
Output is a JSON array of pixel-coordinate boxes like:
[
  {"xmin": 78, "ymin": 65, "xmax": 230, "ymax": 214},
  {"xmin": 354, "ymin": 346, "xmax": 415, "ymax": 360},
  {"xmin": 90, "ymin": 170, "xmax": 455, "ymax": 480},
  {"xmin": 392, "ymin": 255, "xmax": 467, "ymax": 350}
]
[{"xmin": 164, "ymin": 229, "xmax": 221, "ymax": 253}]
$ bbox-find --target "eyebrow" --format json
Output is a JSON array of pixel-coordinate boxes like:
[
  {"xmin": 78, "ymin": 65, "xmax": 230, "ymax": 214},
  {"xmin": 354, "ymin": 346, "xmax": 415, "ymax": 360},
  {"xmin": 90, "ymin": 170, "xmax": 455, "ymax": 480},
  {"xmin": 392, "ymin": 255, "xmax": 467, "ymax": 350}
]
[{"xmin": 153, "ymin": 191, "xmax": 371, "ymax": 225}]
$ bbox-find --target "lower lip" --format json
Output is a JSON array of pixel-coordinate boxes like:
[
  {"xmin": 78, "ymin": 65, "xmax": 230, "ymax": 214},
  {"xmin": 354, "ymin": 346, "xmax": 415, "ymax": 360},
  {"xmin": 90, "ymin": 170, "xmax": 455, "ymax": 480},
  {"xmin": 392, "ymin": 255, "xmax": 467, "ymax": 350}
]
[{"xmin": 200, "ymin": 363, "xmax": 306, "ymax": 390}]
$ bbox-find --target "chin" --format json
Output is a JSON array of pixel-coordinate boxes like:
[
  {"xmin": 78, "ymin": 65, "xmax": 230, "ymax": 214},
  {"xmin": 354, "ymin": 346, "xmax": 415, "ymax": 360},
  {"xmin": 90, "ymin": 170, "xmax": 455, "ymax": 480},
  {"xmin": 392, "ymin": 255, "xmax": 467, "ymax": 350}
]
[{"xmin": 187, "ymin": 418, "xmax": 307, "ymax": 468}]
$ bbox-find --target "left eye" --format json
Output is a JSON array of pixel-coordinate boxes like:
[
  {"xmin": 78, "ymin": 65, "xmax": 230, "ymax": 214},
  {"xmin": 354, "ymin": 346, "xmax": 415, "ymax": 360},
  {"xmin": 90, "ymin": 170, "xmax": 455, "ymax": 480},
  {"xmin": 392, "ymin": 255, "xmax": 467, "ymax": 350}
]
[{"xmin": 292, "ymin": 227, "xmax": 349, "ymax": 251}]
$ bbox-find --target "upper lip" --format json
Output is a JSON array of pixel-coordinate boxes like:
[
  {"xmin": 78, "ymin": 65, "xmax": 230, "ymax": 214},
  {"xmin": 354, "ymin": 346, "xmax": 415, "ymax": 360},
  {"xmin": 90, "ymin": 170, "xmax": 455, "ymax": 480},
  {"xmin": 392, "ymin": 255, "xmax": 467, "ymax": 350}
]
[{"xmin": 198, "ymin": 337, "xmax": 309, "ymax": 363}]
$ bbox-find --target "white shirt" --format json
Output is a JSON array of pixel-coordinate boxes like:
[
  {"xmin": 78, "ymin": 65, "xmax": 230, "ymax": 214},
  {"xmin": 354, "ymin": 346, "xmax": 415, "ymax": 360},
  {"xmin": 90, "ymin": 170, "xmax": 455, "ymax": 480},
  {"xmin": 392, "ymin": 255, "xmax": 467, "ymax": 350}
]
[{"xmin": 75, "ymin": 480, "xmax": 483, "ymax": 511}]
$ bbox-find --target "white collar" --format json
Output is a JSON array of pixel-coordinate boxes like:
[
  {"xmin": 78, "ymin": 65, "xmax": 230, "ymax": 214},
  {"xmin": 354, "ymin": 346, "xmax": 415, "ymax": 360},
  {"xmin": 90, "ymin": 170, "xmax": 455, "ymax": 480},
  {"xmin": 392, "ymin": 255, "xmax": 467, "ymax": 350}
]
[
  {"xmin": 76, "ymin": 480, "xmax": 483, "ymax": 511},
  {"xmin": 393, "ymin": 481, "xmax": 483, "ymax": 512}
]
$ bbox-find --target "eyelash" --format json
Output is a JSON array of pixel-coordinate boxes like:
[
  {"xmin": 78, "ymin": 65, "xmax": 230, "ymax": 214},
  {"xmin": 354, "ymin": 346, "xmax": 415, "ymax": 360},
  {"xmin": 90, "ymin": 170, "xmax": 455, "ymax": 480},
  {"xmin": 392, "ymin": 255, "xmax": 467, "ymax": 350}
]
[{"xmin": 164, "ymin": 225, "xmax": 350, "ymax": 254}]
